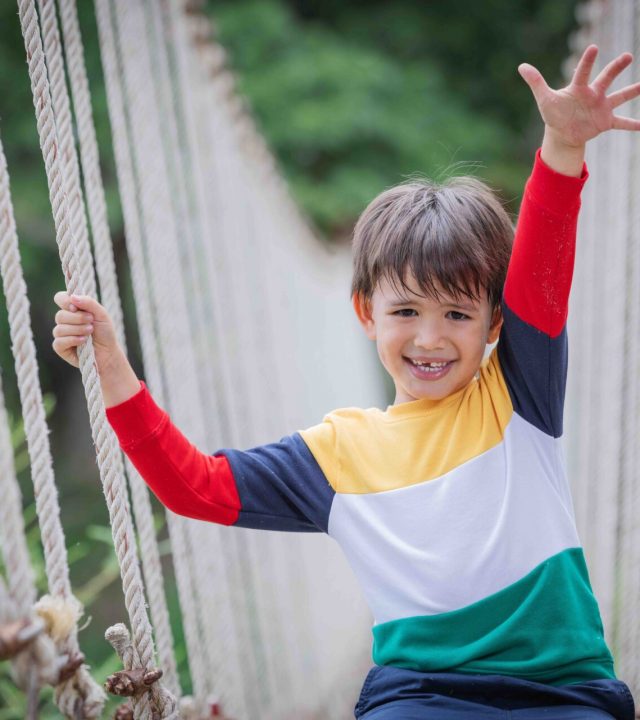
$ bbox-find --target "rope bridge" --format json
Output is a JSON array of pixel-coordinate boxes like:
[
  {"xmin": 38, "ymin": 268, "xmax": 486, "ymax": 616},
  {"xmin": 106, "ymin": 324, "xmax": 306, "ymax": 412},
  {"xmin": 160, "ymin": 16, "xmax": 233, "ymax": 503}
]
[
  {"xmin": 564, "ymin": 0, "xmax": 640, "ymax": 698},
  {"xmin": 0, "ymin": 0, "xmax": 637, "ymax": 718}
]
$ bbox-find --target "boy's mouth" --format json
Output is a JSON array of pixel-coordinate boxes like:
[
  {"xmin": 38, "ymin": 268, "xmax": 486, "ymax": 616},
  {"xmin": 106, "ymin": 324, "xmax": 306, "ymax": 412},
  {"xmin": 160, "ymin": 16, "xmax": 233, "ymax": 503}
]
[{"xmin": 404, "ymin": 357, "xmax": 454, "ymax": 380}]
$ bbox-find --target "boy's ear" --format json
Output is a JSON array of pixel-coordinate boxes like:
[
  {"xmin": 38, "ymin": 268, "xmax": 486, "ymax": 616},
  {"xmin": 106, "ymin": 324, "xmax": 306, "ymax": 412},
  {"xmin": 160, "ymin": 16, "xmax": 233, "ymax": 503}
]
[
  {"xmin": 352, "ymin": 293, "xmax": 377, "ymax": 340},
  {"xmin": 487, "ymin": 305, "xmax": 503, "ymax": 344}
]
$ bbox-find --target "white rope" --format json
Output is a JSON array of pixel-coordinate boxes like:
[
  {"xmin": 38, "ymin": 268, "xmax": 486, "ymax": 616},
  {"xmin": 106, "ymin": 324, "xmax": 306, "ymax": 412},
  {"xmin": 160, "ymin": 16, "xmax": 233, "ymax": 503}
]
[
  {"xmin": 565, "ymin": 0, "xmax": 640, "ymax": 701},
  {"xmin": 93, "ymin": 0, "xmax": 215, "ymax": 709},
  {"xmin": 613, "ymin": 0, "xmax": 640, "ymax": 694},
  {"xmin": 0, "ymin": 127, "xmax": 105, "ymax": 716},
  {"xmin": 109, "ymin": 0, "xmax": 217, "ymax": 701},
  {"xmin": 170, "ymin": 4, "xmax": 377, "ymax": 715},
  {"xmin": 0, "ymin": 369, "xmax": 61, "ymax": 698},
  {"xmin": 56, "ymin": 0, "xmax": 181, "ymax": 697},
  {"xmin": 16, "ymin": 2, "xmax": 175, "ymax": 717},
  {"xmin": 162, "ymin": 9, "xmax": 278, "ymax": 715}
]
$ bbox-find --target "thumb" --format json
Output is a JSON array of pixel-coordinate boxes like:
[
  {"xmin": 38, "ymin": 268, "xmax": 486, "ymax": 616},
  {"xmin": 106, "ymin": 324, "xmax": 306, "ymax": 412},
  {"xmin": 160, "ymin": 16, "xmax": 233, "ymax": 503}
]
[{"xmin": 518, "ymin": 63, "xmax": 550, "ymax": 104}]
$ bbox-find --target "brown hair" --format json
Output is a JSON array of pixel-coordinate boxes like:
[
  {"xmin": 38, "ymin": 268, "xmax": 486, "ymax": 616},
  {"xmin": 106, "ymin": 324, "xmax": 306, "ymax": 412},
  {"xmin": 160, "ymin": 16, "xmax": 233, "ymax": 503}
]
[{"xmin": 351, "ymin": 174, "xmax": 514, "ymax": 309}]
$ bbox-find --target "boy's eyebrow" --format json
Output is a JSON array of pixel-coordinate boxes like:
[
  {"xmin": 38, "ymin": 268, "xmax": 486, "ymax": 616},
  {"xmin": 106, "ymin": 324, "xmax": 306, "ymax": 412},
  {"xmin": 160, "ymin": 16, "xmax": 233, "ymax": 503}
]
[
  {"xmin": 442, "ymin": 301, "xmax": 479, "ymax": 312},
  {"xmin": 388, "ymin": 296, "xmax": 480, "ymax": 311},
  {"xmin": 388, "ymin": 297, "xmax": 414, "ymax": 306}
]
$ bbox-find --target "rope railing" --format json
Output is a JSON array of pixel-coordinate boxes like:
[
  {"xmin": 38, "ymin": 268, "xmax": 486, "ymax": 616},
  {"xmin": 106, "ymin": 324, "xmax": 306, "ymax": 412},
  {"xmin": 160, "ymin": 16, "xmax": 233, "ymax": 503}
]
[
  {"xmin": 565, "ymin": 0, "xmax": 640, "ymax": 701},
  {"xmin": 0, "ymin": 129, "xmax": 105, "ymax": 718},
  {"xmin": 15, "ymin": 0, "xmax": 177, "ymax": 716}
]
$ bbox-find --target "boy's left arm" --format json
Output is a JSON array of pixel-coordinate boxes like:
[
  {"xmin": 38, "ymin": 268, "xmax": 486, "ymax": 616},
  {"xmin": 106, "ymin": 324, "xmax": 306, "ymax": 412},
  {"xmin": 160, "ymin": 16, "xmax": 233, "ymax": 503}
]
[{"xmin": 498, "ymin": 45, "xmax": 640, "ymax": 436}]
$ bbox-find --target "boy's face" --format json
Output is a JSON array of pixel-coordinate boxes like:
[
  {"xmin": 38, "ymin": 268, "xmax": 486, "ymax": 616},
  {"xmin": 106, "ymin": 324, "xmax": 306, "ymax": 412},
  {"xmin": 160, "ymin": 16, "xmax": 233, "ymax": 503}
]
[{"xmin": 353, "ymin": 273, "xmax": 503, "ymax": 405}]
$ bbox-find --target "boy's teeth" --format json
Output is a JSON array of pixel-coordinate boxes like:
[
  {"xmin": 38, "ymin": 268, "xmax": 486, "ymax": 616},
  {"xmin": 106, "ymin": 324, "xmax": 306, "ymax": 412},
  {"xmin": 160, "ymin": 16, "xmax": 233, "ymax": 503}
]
[{"xmin": 412, "ymin": 360, "xmax": 448, "ymax": 367}]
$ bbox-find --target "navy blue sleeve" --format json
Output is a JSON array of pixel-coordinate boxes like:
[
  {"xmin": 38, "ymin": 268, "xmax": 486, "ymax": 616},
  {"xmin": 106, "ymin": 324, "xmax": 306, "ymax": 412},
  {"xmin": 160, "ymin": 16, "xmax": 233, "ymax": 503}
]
[
  {"xmin": 497, "ymin": 304, "xmax": 568, "ymax": 438},
  {"xmin": 219, "ymin": 433, "xmax": 336, "ymax": 532}
]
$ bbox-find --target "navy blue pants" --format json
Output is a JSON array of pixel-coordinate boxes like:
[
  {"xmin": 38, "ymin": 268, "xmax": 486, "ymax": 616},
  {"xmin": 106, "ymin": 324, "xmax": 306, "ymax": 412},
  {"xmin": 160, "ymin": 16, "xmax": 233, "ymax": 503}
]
[{"xmin": 354, "ymin": 667, "xmax": 636, "ymax": 720}]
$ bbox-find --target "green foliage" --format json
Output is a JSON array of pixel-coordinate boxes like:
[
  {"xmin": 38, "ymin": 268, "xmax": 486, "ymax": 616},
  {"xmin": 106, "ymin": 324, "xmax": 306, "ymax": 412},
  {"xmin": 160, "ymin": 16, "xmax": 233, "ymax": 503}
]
[{"xmin": 211, "ymin": 0, "xmax": 579, "ymax": 236}]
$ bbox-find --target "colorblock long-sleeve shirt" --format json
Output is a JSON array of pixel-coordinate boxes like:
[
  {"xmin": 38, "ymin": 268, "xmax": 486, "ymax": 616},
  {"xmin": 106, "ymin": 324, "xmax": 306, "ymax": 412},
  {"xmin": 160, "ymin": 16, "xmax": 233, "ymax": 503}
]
[{"xmin": 106, "ymin": 150, "xmax": 617, "ymax": 687}]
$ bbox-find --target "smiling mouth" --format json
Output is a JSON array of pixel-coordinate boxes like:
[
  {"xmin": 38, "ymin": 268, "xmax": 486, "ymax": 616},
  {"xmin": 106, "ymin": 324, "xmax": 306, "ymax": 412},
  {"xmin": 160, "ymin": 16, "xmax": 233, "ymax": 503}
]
[{"xmin": 404, "ymin": 357, "xmax": 455, "ymax": 379}]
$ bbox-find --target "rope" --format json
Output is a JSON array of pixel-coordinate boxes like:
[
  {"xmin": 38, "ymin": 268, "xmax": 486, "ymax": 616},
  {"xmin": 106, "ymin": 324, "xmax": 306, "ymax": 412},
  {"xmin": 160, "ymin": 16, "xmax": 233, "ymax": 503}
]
[
  {"xmin": 105, "ymin": 624, "xmax": 178, "ymax": 720},
  {"xmin": 93, "ymin": 0, "xmax": 214, "ymax": 709},
  {"xmin": 0, "ymin": 368, "xmax": 60, "ymax": 698},
  {"xmin": 564, "ymin": 0, "xmax": 640, "ymax": 701},
  {"xmin": 162, "ymin": 6, "xmax": 274, "ymax": 715},
  {"xmin": 0, "ymin": 128, "xmax": 105, "ymax": 716},
  {"xmin": 16, "ymin": 1, "xmax": 175, "ymax": 716},
  {"xmin": 56, "ymin": 0, "xmax": 181, "ymax": 696},
  {"xmin": 614, "ymin": 0, "xmax": 640, "ymax": 693}
]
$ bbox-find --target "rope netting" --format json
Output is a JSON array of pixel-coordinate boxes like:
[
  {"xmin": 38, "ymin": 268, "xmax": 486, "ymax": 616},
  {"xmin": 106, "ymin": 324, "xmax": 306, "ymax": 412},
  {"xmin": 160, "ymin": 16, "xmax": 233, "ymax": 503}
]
[
  {"xmin": 2, "ymin": 0, "xmax": 376, "ymax": 717},
  {"xmin": 565, "ymin": 0, "xmax": 640, "ymax": 699},
  {"xmin": 0, "ymin": 0, "xmax": 637, "ymax": 717}
]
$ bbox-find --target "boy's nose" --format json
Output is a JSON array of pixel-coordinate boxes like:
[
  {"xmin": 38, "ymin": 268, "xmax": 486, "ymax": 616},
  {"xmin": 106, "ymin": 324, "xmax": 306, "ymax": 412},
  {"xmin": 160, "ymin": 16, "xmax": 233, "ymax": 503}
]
[{"xmin": 414, "ymin": 321, "xmax": 446, "ymax": 350}]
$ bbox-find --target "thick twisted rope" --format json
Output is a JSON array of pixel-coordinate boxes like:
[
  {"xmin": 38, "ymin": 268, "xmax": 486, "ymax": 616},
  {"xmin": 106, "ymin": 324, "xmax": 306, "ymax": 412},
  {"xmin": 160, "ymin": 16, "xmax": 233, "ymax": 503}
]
[
  {"xmin": 613, "ymin": 0, "xmax": 640, "ymax": 694},
  {"xmin": 176, "ymin": 6, "xmax": 323, "ymax": 714},
  {"xmin": 36, "ymin": 0, "xmax": 95, "ymax": 298},
  {"xmin": 165, "ymin": 4, "xmax": 317, "ymax": 714},
  {"xmin": 161, "ymin": 6, "xmax": 275, "ymax": 716},
  {"xmin": 0, "ymin": 130, "xmax": 105, "ymax": 716},
  {"xmin": 93, "ymin": 0, "xmax": 213, "ymax": 708},
  {"xmin": 55, "ymin": 0, "xmax": 181, "ymax": 696},
  {"xmin": 0, "ymin": 370, "xmax": 61, "ymax": 703},
  {"xmin": 16, "ymin": 2, "xmax": 174, "ymax": 717},
  {"xmin": 106, "ymin": 624, "xmax": 178, "ymax": 720}
]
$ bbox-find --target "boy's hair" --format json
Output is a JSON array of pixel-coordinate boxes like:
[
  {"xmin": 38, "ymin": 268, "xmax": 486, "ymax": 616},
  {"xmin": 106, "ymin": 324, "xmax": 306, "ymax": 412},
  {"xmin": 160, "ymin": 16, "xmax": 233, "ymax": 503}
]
[{"xmin": 351, "ymin": 174, "xmax": 514, "ymax": 310}]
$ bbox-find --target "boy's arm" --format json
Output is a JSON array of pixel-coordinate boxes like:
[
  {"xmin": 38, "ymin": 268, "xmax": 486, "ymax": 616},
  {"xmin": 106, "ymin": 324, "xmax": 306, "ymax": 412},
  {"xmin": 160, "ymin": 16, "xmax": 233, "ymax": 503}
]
[
  {"xmin": 105, "ymin": 381, "xmax": 335, "ymax": 533},
  {"xmin": 497, "ymin": 45, "xmax": 640, "ymax": 436},
  {"xmin": 497, "ymin": 143, "xmax": 587, "ymax": 437}
]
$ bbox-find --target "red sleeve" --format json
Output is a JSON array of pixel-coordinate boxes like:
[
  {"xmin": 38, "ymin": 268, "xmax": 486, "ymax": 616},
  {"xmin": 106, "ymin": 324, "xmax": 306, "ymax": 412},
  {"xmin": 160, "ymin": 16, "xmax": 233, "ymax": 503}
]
[
  {"xmin": 105, "ymin": 381, "xmax": 241, "ymax": 524},
  {"xmin": 503, "ymin": 148, "xmax": 589, "ymax": 338}
]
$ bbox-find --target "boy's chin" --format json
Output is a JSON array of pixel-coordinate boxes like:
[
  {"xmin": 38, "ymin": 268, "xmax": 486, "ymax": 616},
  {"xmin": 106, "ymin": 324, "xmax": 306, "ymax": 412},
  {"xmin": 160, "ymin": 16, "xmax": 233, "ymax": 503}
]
[{"xmin": 395, "ymin": 384, "xmax": 453, "ymax": 404}]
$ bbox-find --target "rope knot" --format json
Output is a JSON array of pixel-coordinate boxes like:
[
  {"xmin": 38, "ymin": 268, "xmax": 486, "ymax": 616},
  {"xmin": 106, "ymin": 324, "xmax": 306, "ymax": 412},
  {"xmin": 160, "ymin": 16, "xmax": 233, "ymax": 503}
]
[
  {"xmin": 0, "ymin": 616, "xmax": 44, "ymax": 660},
  {"xmin": 105, "ymin": 667, "xmax": 164, "ymax": 697}
]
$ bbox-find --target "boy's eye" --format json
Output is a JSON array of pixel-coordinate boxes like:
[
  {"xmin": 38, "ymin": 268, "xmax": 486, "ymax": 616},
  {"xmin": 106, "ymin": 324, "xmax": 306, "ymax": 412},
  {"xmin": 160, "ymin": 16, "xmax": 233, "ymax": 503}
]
[
  {"xmin": 447, "ymin": 311, "xmax": 469, "ymax": 321},
  {"xmin": 393, "ymin": 308, "xmax": 417, "ymax": 317}
]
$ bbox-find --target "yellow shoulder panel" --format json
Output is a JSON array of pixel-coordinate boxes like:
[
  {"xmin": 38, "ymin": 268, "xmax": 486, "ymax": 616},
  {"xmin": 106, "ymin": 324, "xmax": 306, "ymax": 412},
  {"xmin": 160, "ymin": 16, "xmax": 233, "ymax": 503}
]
[{"xmin": 301, "ymin": 349, "xmax": 513, "ymax": 494}]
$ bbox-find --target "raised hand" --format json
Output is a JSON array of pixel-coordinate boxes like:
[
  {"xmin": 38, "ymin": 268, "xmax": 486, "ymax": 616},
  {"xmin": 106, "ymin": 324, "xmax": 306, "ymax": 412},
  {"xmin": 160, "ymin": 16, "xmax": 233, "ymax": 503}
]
[{"xmin": 519, "ymin": 45, "xmax": 640, "ymax": 148}]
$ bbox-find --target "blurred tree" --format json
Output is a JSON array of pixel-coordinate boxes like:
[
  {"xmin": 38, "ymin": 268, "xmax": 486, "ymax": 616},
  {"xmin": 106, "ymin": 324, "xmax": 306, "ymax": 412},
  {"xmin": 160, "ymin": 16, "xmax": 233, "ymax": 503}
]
[{"xmin": 210, "ymin": 0, "xmax": 580, "ymax": 237}]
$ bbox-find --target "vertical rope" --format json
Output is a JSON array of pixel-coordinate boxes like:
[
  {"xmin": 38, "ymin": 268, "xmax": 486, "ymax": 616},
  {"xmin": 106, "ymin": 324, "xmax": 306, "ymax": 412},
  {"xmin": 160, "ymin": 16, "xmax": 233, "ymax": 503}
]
[
  {"xmin": 0, "ymin": 119, "xmax": 105, "ymax": 717},
  {"xmin": 93, "ymin": 0, "xmax": 215, "ymax": 708},
  {"xmin": 16, "ymin": 1, "xmax": 175, "ymax": 716},
  {"xmin": 616, "ymin": 0, "xmax": 640, "ymax": 696},
  {"xmin": 56, "ymin": 0, "xmax": 181, "ymax": 697}
]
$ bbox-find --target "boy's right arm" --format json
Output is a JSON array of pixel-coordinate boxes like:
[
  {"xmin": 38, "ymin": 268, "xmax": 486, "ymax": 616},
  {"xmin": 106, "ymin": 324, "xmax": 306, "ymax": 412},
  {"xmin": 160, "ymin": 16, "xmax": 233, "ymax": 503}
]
[{"xmin": 53, "ymin": 291, "xmax": 334, "ymax": 533}]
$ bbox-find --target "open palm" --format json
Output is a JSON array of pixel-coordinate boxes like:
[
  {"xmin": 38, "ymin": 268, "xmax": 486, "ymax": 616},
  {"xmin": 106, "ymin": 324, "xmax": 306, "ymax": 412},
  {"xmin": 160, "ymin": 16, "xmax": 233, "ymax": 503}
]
[{"xmin": 519, "ymin": 45, "xmax": 640, "ymax": 147}]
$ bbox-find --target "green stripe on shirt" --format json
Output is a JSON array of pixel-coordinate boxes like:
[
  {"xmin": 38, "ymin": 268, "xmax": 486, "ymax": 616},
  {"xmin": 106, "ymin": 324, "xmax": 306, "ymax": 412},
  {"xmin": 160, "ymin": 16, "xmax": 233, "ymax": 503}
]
[{"xmin": 372, "ymin": 547, "xmax": 615, "ymax": 685}]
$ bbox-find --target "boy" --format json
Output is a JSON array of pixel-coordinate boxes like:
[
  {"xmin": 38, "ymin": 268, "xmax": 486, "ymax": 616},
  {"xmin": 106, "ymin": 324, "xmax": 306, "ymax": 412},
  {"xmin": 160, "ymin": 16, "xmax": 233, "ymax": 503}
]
[{"xmin": 53, "ymin": 45, "xmax": 640, "ymax": 718}]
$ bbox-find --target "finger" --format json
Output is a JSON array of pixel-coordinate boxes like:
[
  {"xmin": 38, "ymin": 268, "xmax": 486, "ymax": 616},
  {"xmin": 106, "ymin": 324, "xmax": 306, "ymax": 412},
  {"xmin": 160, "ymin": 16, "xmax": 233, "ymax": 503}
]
[
  {"xmin": 592, "ymin": 52, "xmax": 633, "ymax": 93},
  {"xmin": 52, "ymin": 336, "xmax": 86, "ymax": 367},
  {"xmin": 608, "ymin": 81, "xmax": 640, "ymax": 109},
  {"xmin": 612, "ymin": 115, "xmax": 640, "ymax": 131},
  {"xmin": 53, "ymin": 290, "xmax": 72, "ymax": 310},
  {"xmin": 572, "ymin": 44, "xmax": 599, "ymax": 86},
  {"xmin": 55, "ymin": 309, "xmax": 94, "ymax": 325},
  {"xmin": 52, "ymin": 335, "xmax": 87, "ymax": 351},
  {"xmin": 53, "ymin": 323, "xmax": 93, "ymax": 339},
  {"xmin": 518, "ymin": 63, "xmax": 551, "ymax": 104},
  {"xmin": 67, "ymin": 294, "xmax": 107, "ymax": 320}
]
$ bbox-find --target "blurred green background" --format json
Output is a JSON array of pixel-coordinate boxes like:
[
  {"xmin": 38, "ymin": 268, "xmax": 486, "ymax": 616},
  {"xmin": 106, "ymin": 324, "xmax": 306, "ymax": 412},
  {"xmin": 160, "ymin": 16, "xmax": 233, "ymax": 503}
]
[{"xmin": 0, "ymin": 0, "xmax": 580, "ymax": 715}]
